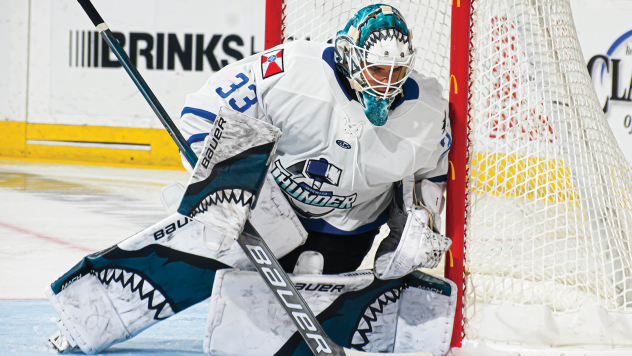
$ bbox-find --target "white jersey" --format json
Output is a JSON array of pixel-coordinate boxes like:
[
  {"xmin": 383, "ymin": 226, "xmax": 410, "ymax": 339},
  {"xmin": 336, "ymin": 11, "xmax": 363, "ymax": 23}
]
[{"xmin": 180, "ymin": 41, "xmax": 450, "ymax": 234}]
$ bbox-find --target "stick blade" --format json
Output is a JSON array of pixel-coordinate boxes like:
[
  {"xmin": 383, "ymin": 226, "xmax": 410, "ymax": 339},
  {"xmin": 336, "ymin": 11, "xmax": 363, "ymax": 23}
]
[{"xmin": 343, "ymin": 348, "xmax": 435, "ymax": 356}]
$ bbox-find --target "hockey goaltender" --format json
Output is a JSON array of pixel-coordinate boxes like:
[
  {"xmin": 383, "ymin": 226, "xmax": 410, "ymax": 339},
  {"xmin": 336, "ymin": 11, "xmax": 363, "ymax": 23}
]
[{"xmin": 47, "ymin": 4, "xmax": 457, "ymax": 355}]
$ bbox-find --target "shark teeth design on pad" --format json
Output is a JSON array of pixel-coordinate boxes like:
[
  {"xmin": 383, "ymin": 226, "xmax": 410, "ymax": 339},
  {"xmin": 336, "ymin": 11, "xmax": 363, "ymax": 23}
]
[
  {"xmin": 190, "ymin": 188, "xmax": 255, "ymax": 218},
  {"xmin": 350, "ymin": 286, "xmax": 403, "ymax": 351},
  {"xmin": 95, "ymin": 267, "xmax": 175, "ymax": 320}
]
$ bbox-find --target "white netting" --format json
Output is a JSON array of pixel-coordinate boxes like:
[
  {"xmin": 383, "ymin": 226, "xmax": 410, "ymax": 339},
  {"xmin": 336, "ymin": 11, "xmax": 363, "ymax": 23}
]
[
  {"xmin": 279, "ymin": 0, "xmax": 632, "ymax": 346},
  {"xmin": 464, "ymin": 0, "xmax": 632, "ymax": 341}
]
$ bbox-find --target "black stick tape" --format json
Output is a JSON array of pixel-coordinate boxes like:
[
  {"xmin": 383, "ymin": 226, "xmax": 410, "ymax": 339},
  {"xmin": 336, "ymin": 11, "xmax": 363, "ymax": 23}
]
[{"xmin": 77, "ymin": 0, "xmax": 106, "ymax": 27}]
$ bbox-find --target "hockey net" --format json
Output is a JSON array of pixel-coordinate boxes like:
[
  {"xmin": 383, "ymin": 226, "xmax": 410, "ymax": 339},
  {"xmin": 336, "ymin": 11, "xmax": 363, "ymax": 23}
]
[{"xmin": 268, "ymin": 0, "xmax": 632, "ymax": 349}]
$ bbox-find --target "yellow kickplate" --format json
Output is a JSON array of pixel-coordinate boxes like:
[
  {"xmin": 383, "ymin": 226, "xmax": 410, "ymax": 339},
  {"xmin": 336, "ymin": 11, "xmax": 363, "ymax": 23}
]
[{"xmin": 1, "ymin": 122, "xmax": 184, "ymax": 170}]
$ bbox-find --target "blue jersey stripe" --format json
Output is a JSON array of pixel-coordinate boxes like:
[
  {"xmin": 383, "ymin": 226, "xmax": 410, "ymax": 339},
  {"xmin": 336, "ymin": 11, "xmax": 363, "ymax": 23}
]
[
  {"xmin": 181, "ymin": 107, "xmax": 217, "ymax": 122},
  {"xmin": 428, "ymin": 175, "xmax": 448, "ymax": 183},
  {"xmin": 187, "ymin": 133, "xmax": 209, "ymax": 145},
  {"xmin": 393, "ymin": 78, "xmax": 420, "ymax": 108},
  {"xmin": 298, "ymin": 208, "xmax": 389, "ymax": 235},
  {"xmin": 322, "ymin": 47, "xmax": 353, "ymax": 102}
]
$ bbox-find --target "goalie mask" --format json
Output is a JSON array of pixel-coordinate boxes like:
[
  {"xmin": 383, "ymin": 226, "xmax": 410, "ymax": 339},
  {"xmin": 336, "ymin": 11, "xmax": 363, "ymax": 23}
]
[{"xmin": 335, "ymin": 4, "xmax": 415, "ymax": 126}]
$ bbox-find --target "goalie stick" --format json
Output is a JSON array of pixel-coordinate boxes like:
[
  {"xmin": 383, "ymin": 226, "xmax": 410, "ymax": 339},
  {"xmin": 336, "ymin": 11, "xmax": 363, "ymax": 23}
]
[{"xmin": 76, "ymin": 1, "xmax": 433, "ymax": 355}]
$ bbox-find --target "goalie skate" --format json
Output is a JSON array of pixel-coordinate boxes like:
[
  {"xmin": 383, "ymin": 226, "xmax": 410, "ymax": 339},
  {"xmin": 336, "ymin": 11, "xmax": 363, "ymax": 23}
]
[{"xmin": 49, "ymin": 330, "xmax": 73, "ymax": 353}]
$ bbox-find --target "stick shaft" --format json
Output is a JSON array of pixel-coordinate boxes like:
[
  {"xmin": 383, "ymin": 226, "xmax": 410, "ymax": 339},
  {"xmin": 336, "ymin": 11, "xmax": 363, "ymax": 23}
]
[{"xmin": 77, "ymin": 0, "xmax": 104, "ymax": 27}]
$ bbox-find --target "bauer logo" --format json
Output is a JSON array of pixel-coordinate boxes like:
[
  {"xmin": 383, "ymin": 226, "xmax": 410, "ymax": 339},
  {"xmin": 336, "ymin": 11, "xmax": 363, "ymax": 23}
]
[
  {"xmin": 67, "ymin": 30, "xmax": 259, "ymax": 72},
  {"xmin": 295, "ymin": 283, "xmax": 345, "ymax": 292},
  {"xmin": 245, "ymin": 244, "xmax": 333, "ymax": 354},
  {"xmin": 154, "ymin": 217, "xmax": 190, "ymax": 241},
  {"xmin": 201, "ymin": 117, "xmax": 226, "ymax": 169}
]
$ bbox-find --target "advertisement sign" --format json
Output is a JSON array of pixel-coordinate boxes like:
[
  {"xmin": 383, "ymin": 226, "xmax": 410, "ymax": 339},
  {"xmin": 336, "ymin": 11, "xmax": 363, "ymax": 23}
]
[
  {"xmin": 29, "ymin": 0, "xmax": 265, "ymax": 128},
  {"xmin": 0, "ymin": 0, "xmax": 28, "ymax": 122},
  {"xmin": 572, "ymin": 0, "xmax": 632, "ymax": 163}
]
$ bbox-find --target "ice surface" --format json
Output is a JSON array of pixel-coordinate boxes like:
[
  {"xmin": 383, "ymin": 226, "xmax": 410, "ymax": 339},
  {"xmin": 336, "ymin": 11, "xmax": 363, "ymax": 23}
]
[
  {"xmin": 0, "ymin": 299, "xmax": 208, "ymax": 355},
  {"xmin": 0, "ymin": 160, "xmax": 189, "ymax": 299},
  {"xmin": 0, "ymin": 160, "xmax": 208, "ymax": 354}
]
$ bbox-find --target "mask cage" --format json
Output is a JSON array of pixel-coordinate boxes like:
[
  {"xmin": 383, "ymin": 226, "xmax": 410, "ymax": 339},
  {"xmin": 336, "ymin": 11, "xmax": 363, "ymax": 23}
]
[{"xmin": 348, "ymin": 43, "xmax": 416, "ymax": 99}]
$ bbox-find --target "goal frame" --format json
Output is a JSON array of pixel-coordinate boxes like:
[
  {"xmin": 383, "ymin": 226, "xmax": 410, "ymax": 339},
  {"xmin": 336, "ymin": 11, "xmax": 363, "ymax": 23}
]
[{"xmin": 264, "ymin": 0, "xmax": 472, "ymax": 348}]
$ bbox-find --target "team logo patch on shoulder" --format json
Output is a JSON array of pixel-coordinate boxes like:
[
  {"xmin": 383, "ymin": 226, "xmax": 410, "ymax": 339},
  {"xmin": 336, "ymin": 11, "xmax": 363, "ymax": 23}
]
[{"xmin": 261, "ymin": 49, "xmax": 284, "ymax": 79}]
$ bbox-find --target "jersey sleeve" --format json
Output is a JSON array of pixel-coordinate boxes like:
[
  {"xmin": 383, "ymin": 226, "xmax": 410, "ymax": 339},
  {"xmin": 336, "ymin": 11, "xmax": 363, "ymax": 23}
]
[
  {"xmin": 178, "ymin": 54, "xmax": 271, "ymax": 171},
  {"xmin": 414, "ymin": 111, "xmax": 451, "ymax": 183}
]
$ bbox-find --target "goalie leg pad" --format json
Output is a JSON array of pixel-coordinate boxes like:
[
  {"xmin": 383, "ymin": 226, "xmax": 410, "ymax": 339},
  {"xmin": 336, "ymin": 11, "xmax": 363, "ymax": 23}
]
[
  {"xmin": 395, "ymin": 271, "xmax": 457, "ymax": 356},
  {"xmin": 204, "ymin": 270, "xmax": 456, "ymax": 355},
  {"xmin": 45, "ymin": 213, "xmax": 229, "ymax": 354},
  {"xmin": 46, "ymin": 204, "xmax": 306, "ymax": 354}
]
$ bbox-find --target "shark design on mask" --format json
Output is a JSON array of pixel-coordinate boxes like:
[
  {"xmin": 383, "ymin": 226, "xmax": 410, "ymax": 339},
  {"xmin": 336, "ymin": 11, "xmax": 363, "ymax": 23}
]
[{"xmin": 334, "ymin": 4, "xmax": 416, "ymax": 126}]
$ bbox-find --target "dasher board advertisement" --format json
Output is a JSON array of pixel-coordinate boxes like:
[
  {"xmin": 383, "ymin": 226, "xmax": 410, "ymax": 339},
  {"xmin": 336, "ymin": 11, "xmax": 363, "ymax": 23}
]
[
  {"xmin": 572, "ymin": 0, "xmax": 632, "ymax": 163},
  {"xmin": 28, "ymin": 0, "xmax": 265, "ymax": 128}
]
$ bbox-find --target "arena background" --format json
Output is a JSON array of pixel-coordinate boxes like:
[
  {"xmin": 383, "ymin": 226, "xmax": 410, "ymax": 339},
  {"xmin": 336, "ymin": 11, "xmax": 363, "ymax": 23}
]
[{"xmin": 0, "ymin": 0, "xmax": 631, "ymax": 170}]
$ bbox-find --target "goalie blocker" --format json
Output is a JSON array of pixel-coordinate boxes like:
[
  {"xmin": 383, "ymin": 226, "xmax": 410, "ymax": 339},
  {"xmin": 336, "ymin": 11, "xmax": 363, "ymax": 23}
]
[
  {"xmin": 178, "ymin": 107, "xmax": 281, "ymax": 250},
  {"xmin": 374, "ymin": 176, "xmax": 452, "ymax": 280}
]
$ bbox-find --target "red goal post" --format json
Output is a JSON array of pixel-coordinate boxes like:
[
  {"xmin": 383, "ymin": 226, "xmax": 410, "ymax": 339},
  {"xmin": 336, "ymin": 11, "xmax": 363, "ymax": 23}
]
[
  {"xmin": 444, "ymin": 0, "xmax": 471, "ymax": 348},
  {"xmin": 265, "ymin": 0, "xmax": 285, "ymax": 50}
]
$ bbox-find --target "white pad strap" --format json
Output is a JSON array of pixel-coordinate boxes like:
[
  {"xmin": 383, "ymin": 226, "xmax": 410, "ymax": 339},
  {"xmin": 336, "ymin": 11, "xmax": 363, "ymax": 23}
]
[
  {"xmin": 293, "ymin": 251, "xmax": 324, "ymax": 275},
  {"xmin": 415, "ymin": 179, "xmax": 446, "ymax": 232}
]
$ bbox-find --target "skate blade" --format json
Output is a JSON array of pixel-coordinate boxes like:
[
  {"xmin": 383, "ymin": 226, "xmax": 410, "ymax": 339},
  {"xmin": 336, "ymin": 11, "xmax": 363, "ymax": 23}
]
[{"xmin": 49, "ymin": 330, "xmax": 71, "ymax": 353}]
